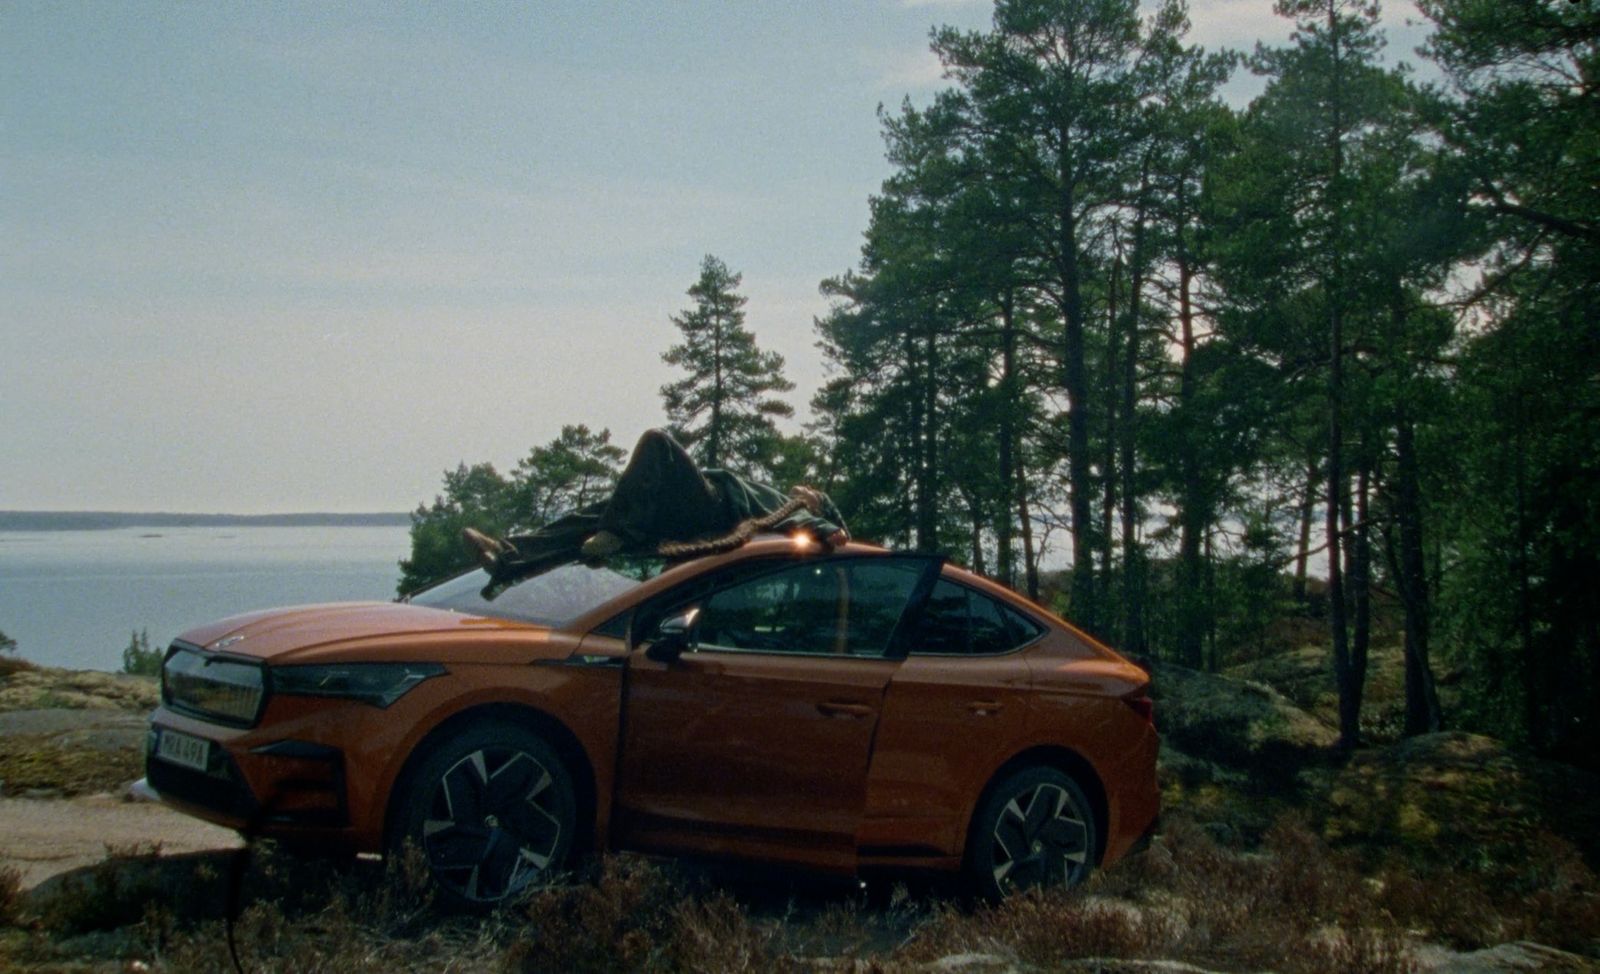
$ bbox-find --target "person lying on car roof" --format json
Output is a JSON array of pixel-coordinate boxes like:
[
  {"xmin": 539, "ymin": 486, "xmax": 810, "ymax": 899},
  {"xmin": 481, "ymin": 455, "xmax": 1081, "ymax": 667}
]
[{"xmin": 462, "ymin": 428, "xmax": 850, "ymax": 585}]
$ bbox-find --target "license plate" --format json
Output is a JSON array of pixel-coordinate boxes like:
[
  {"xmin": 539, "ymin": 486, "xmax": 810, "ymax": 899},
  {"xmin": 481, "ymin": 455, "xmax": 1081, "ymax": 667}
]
[{"xmin": 156, "ymin": 729, "xmax": 211, "ymax": 773}]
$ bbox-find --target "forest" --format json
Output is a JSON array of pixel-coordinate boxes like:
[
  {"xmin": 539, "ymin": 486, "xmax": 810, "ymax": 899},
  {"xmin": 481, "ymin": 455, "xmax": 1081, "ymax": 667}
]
[{"xmin": 402, "ymin": 0, "xmax": 1598, "ymax": 769}]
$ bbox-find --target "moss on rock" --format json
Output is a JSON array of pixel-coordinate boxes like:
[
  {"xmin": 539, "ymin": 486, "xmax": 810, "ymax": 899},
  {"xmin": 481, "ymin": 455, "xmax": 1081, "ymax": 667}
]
[
  {"xmin": 1324, "ymin": 731, "xmax": 1600, "ymax": 873},
  {"xmin": 0, "ymin": 667, "xmax": 158, "ymax": 714}
]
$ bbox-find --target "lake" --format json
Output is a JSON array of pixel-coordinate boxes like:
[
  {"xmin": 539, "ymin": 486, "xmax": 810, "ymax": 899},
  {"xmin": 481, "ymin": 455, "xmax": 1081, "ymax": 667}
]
[{"xmin": 0, "ymin": 525, "xmax": 413, "ymax": 671}]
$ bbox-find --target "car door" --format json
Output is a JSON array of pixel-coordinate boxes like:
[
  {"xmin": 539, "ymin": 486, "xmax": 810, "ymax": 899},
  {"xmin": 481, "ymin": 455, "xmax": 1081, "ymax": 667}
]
[
  {"xmin": 859, "ymin": 577, "xmax": 1044, "ymax": 863},
  {"xmin": 613, "ymin": 554, "xmax": 940, "ymax": 871}
]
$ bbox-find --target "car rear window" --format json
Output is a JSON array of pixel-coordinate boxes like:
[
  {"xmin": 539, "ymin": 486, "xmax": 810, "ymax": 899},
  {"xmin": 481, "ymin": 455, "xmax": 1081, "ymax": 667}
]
[{"xmin": 910, "ymin": 579, "xmax": 1043, "ymax": 656}]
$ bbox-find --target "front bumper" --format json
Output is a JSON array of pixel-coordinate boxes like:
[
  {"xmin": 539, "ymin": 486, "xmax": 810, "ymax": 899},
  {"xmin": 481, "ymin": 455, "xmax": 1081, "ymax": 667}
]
[{"xmin": 145, "ymin": 722, "xmax": 349, "ymax": 830}]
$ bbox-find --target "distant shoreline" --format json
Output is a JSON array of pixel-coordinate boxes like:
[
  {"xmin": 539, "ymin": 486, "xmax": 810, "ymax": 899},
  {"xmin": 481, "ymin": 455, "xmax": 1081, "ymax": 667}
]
[{"xmin": 0, "ymin": 511, "xmax": 410, "ymax": 531}]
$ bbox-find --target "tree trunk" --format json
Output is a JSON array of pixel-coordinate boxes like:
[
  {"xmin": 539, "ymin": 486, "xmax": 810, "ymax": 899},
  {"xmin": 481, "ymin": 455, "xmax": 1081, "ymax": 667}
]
[
  {"xmin": 1395, "ymin": 413, "xmax": 1442, "ymax": 734},
  {"xmin": 1326, "ymin": 0, "xmax": 1359, "ymax": 751},
  {"xmin": 1018, "ymin": 456, "xmax": 1040, "ymax": 601},
  {"xmin": 1102, "ymin": 254, "xmax": 1121, "ymax": 610},
  {"xmin": 903, "ymin": 329, "xmax": 923, "ymax": 551},
  {"xmin": 1294, "ymin": 455, "xmax": 1318, "ymax": 602},
  {"xmin": 1060, "ymin": 176, "xmax": 1097, "ymax": 633},
  {"xmin": 1175, "ymin": 256, "xmax": 1205, "ymax": 670},
  {"xmin": 1121, "ymin": 205, "xmax": 1149, "ymax": 656},
  {"xmin": 998, "ymin": 289, "xmax": 1018, "ymax": 588},
  {"xmin": 1349, "ymin": 458, "xmax": 1371, "ymax": 734},
  {"xmin": 919, "ymin": 325, "xmax": 940, "ymax": 551},
  {"xmin": 969, "ymin": 493, "xmax": 986, "ymax": 575}
]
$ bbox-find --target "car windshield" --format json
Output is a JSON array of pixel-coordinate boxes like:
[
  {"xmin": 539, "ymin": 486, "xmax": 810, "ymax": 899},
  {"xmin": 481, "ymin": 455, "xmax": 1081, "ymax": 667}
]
[{"xmin": 406, "ymin": 558, "xmax": 666, "ymax": 628}]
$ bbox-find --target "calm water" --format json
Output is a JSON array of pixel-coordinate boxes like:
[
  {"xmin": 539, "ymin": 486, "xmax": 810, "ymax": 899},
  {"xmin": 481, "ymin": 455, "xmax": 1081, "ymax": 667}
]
[{"xmin": 0, "ymin": 526, "xmax": 412, "ymax": 671}]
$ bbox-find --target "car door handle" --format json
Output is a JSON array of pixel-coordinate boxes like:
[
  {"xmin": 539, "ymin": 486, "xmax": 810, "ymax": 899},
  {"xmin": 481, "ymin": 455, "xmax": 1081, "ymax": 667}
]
[
  {"xmin": 817, "ymin": 701, "xmax": 874, "ymax": 718},
  {"xmin": 967, "ymin": 700, "xmax": 1003, "ymax": 716}
]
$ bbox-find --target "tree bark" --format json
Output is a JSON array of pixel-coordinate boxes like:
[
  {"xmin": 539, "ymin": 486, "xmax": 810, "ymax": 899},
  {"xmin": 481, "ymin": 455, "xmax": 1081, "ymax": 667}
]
[
  {"xmin": 918, "ymin": 325, "xmax": 940, "ymax": 551},
  {"xmin": 1294, "ymin": 456, "xmax": 1318, "ymax": 602},
  {"xmin": 1325, "ymin": 0, "xmax": 1359, "ymax": 751},
  {"xmin": 1060, "ymin": 173, "xmax": 1097, "ymax": 633},
  {"xmin": 1175, "ymin": 255, "xmax": 1205, "ymax": 669},
  {"xmin": 1102, "ymin": 254, "xmax": 1121, "ymax": 607},
  {"xmin": 1121, "ymin": 208, "xmax": 1149, "ymax": 656},
  {"xmin": 1395, "ymin": 412, "xmax": 1442, "ymax": 734},
  {"xmin": 1349, "ymin": 458, "xmax": 1372, "ymax": 735},
  {"xmin": 1018, "ymin": 454, "xmax": 1040, "ymax": 601},
  {"xmin": 997, "ymin": 289, "xmax": 1019, "ymax": 589}
]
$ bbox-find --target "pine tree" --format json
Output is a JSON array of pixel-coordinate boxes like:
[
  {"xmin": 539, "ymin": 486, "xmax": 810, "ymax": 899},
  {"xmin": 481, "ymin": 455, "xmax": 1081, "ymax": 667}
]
[
  {"xmin": 511, "ymin": 425, "xmax": 626, "ymax": 529},
  {"xmin": 660, "ymin": 256, "xmax": 795, "ymax": 477}
]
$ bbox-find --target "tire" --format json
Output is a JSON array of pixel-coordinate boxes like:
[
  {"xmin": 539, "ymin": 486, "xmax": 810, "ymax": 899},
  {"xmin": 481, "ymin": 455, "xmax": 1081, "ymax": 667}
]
[
  {"xmin": 390, "ymin": 721, "xmax": 576, "ymax": 911},
  {"xmin": 965, "ymin": 765, "xmax": 1097, "ymax": 902}
]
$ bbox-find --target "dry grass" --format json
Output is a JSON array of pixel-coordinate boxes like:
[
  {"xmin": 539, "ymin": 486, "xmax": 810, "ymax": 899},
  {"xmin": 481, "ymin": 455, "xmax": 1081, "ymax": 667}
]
[
  {"xmin": 504, "ymin": 856, "xmax": 791, "ymax": 973},
  {"xmin": 0, "ymin": 864, "xmax": 21, "ymax": 927},
  {"xmin": 8, "ymin": 812, "xmax": 1598, "ymax": 972},
  {"xmin": 0, "ymin": 731, "xmax": 144, "ymax": 796},
  {"xmin": 36, "ymin": 841, "xmax": 170, "ymax": 935},
  {"xmin": 0, "ymin": 655, "xmax": 39, "ymax": 679},
  {"xmin": 897, "ymin": 815, "xmax": 1417, "ymax": 972}
]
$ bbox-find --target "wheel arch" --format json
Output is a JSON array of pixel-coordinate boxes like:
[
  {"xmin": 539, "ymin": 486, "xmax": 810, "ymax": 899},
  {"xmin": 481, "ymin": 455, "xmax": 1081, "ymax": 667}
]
[
  {"xmin": 969, "ymin": 745, "xmax": 1110, "ymax": 867},
  {"xmin": 381, "ymin": 701, "xmax": 598, "ymax": 857}
]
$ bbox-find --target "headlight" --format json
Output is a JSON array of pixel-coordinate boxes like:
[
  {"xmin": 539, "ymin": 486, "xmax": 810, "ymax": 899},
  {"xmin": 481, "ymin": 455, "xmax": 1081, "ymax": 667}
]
[
  {"xmin": 270, "ymin": 663, "xmax": 445, "ymax": 708},
  {"xmin": 163, "ymin": 646, "xmax": 266, "ymax": 726}
]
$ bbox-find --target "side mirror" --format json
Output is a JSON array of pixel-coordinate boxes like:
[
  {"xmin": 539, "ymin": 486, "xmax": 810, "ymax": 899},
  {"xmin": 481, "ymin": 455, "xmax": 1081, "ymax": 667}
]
[{"xmin": 645, "ymin": 609, "xmax": 698, "ymax": 664}]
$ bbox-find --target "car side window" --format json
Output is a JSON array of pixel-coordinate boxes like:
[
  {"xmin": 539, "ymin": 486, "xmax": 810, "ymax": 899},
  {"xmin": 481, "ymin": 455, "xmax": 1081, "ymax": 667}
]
[
  {"xmin": 914, "ymin": 580, "xmax": 969, "ymax": 655},
  {"xmin": 692, "ymin": 559, "xmax": 924, "ymax": 658},
  {"xmin": 696, "ymin": 562, "xmax": 841, "ymax": 654},
  {"xmin": 911, "ymin": 579, "xmax": 1043, "ymax": 656}
]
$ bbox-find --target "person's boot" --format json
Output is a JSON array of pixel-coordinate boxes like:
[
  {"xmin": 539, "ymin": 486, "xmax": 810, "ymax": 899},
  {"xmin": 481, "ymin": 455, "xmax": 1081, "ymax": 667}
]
[
  {"xmin": 581, "ymin": 530, "xmax": 623, "ymax": 559},
  {"xmin": 461, "ymin": 527, "xmax": 509, "ymax": 571}
]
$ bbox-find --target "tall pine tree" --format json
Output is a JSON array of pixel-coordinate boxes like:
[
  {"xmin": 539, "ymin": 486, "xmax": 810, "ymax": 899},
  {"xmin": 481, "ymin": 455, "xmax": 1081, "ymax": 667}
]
[{"xmin": 661, "ymin": 256, "xmax": 795, "ymax": 477}]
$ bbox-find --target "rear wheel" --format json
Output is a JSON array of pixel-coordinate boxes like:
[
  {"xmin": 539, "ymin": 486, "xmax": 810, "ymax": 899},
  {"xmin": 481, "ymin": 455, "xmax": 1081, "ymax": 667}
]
[
  {"xmin": 966, "ymin": 766, "xmax": 1096, "ymax": 902},
  {"xmin": 391, "ymin": 722, "xmax": 575, "ymax": 911}
]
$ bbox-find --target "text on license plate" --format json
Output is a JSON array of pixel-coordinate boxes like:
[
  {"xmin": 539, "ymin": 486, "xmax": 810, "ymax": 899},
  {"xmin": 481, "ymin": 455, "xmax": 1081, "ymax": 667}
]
[{"xmin": 156, "ymin": 729, "xmax": 210, "ymax": 772}]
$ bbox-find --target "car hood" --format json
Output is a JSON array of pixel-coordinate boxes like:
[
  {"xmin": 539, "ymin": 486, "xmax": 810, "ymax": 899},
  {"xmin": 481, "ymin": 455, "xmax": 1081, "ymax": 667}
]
[{"xmin": 175, "ymin": 601, "xmax": 567, "ymax": 665}]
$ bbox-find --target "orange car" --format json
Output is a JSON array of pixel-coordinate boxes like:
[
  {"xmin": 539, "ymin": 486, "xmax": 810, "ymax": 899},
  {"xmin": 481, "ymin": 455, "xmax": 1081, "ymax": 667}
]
[{"xmin": 139, "ymin": 536, "xmax": 1158, "ymax": 908}]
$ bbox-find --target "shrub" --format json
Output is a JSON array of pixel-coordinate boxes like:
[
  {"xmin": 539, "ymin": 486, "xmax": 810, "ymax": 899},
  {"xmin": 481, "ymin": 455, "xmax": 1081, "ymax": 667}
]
[
  {"xmin": 505, "ymin": 856, "xmax": 788, "ymax": 974},
  {"xmin": 0, "ymin": 864, "xmax": 22, "ymax": 926},
  {"xmin": 121, "ymin": 629, "xmax": 161, "ymax": 677}
]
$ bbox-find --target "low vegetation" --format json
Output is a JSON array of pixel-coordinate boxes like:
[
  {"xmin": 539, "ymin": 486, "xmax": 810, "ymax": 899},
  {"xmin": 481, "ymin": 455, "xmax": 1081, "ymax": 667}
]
[
  {"xmin": 3, "ymin": 629, "xmax": 1598, "ymax": 970},
  {"xmin": 120, "ymin": 629, "xmax": 162, "ymax": 678},
  {"xmin": 0, "ymin": 732, "xmax": 144, "ymax": 798},
  {"xmin": 5, "ymin": 803, "xmax": 1596, "ymax": 973}
]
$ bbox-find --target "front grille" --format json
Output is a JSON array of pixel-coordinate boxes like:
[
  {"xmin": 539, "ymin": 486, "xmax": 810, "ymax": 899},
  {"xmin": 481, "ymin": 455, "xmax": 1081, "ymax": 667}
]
[{"xmin": 162, "ymin": 642, "xmax": 266, "ymax": 727}]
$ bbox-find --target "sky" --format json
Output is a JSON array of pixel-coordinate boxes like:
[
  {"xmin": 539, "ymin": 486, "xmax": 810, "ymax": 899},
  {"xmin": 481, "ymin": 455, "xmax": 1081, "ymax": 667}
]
[{"xmin": 1, "ymin": 0, "xmax": 1433, "ymax": 514}]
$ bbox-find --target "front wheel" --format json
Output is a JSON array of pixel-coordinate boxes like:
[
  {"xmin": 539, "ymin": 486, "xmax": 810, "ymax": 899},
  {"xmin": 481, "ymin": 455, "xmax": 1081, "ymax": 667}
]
[
  {"xmin": 390, "ymin": 722, "xmax": 576, "ymax": 911},
  {"xmin": 966, "ymin": 766, "xmax": 1096, "ymax": 902}
]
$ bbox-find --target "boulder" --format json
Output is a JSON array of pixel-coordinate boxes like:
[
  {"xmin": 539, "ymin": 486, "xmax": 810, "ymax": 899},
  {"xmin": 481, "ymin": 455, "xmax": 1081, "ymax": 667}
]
[
  {"xmin": 1325, "ymin": 731, "xmax": 1600, "ymax": 870},
  {"xmin": 1149, "ymin": 660, "xmax": 1338, "ymax": 774}
]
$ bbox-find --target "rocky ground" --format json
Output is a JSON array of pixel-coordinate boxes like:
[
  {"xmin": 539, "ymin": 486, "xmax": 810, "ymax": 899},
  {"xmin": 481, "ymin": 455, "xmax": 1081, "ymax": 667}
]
[{"xmin": 0, "ymin": 648, "xmax": 1596, "ymax": 972}]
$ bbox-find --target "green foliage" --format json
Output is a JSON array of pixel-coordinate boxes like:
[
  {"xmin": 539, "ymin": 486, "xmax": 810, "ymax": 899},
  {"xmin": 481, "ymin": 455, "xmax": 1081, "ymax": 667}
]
[
  {"xmin": 120, "ymin": 629, "xmax": 161, "ymax": 677},
  {"xmin": 381, "ymin": 0, "xmax": 1597, "ymax": 762},
  {"xmin": 0, "ymin": 629, "xmax": 14, "ymax": 654},
  {"xmin": 660, "ymin": 255, "xmax": 795, "ymax": 478},
  {"xmin": 510, "ymin": 425, "xmax": 626, "ymax": 529},
  {"xmin": 398, "ymin": 426, "xmax": 627, "ymax": 595},
  {"xmin": 397, "ymin": 461, "xmax": 516, "ymax": 595}
]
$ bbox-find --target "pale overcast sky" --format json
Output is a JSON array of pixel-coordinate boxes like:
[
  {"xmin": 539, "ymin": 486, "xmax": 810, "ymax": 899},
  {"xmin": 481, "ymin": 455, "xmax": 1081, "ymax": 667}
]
[{"xmin": 1, "ymin": 0, "xmax": 1429, "ymax": 513}]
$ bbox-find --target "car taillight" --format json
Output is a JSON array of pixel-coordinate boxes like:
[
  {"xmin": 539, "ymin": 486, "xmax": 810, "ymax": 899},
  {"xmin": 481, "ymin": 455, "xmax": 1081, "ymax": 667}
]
[{"xmin": 1124, "ymin": 694, "xmax": 1155, "ymax": 726}]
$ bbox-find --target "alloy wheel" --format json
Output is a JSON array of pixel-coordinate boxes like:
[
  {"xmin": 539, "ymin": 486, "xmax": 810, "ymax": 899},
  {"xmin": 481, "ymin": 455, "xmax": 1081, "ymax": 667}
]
[
  {"xmin": 989, "ymin": 781, "xmax": 1091, "ymax": 890},
  {"xmin": 421, "ymin": 747, "xmax": 564, "ymax": 903}
]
